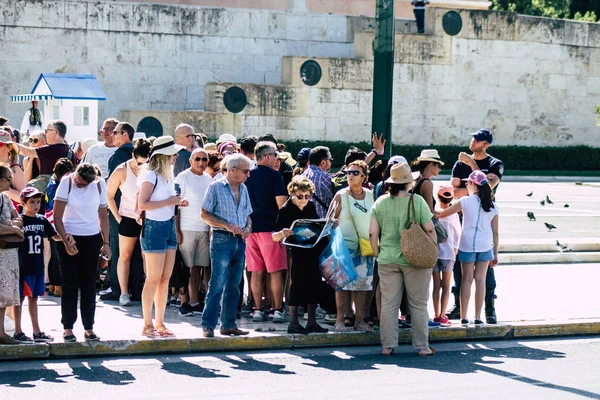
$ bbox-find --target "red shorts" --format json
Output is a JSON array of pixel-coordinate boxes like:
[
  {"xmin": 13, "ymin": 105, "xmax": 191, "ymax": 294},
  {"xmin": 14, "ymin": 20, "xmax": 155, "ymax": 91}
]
[{"xmin": 245, "ymin": 232, "xmax": 288, "ymax": 273}]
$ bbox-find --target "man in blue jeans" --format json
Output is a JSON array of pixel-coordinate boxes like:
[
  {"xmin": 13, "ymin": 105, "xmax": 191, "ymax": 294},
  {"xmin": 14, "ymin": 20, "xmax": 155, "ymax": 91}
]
[{"xmin": 200, "ymin": 154, "xmax": 253, "ymax": 337}]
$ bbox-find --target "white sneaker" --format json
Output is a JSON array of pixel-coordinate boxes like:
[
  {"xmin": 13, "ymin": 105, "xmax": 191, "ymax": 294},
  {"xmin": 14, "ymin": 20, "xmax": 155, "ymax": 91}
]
[
  {"xmin": 302, "ymin": 312, "xmax": 309, "ymax": 320},
  {"xmin": 119, "ymin": 293, "xmax": 131, "ymax": 306},
  {"xmin": 324, "ymin": 313, "xmax": 337, "ymax": 322},
  {"xmin": 99, "ymin": 287, "xmax": 112, "ymax": 296},
  {"xmin": 273, "ymin": 310, "xmax": 289, "ymax": 323},
  {"xmin": 315, "ymin": 306, "xmax": 327, "ymax": 319},
  {"xmin": 253, "ymin": 310, "xmax": 266, "ymax": 322}
]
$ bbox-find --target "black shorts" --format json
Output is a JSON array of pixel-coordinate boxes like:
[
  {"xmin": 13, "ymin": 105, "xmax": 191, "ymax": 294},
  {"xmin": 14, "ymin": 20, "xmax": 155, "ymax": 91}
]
[{"xmin": 118, "ymin": 216, "xmax": 142, "ymax": 238}]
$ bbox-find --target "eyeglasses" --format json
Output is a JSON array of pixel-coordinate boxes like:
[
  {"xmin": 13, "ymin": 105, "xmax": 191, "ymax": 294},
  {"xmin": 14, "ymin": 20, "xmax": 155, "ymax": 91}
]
[
  {"xmin": 344, "ymin": 170, "xmax": 362, "ymax": 176},
  {"xmin": 193, "ymin": 157, "xmax": 209, "ymax": 162},
  {"xmin": 354, "ymin": 202, "xmax": 368, "ymax": 213},
  {"xmin": 327, "ymin": 158, "xmax": 334, "ymax": 162},
  {"xmin": 0, "ymin": 175, "xmax": 13, "ymax": 182},
  {"xmin": 234, "ymin": 167, "xmax": 251, "ymax": 175},
  {"xmin": 29, "ymin": 138, "xmax": 40, "ymax": 144},
  {"xmin": 295, "ymin": 194, "xmax": 311, "ymax": 200},
  {"xmin": 265, "ymin": 152, "xmax": 280, "ymax": 158},
  {"xmin": 112, "ymin": 131, "xmax": 124, "ymax": 135},
  {"xmin": 44, "ymin": 128, "xmax": 56, "ymax": 133}
]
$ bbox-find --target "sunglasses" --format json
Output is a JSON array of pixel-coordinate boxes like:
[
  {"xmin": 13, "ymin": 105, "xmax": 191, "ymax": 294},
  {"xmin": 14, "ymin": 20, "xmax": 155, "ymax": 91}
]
[
  {"xmin": 295, "ymin": 194, "xmax": 311, "ymax": 200},
  {"xmin": 344, "ymin": 170, "xmax": 362, "ymax": 176},
  {"xmin": 44, "ymin": 128, "xmax": 56, "ymax": 134},
  {"xmin": 29, "ymin": 138, "xmax": 40, "ymax": 144},
  {"xmin": 0, "ymin": 175, "xmax": 13, "ymax": 182},
  {"xmin": 234, "ymin": 167, "xmax": 251, "ymax": 175},
  {"xmin": 194, "ymin": 157, "xmax": 209, "ymax": 162},
  {"xmin": 112, "ymin": 131, "xmax": 124, "ymax": 135},
  {"xmin": 265, "ymin": 152, "xmax": 280, "ymax": 158}
]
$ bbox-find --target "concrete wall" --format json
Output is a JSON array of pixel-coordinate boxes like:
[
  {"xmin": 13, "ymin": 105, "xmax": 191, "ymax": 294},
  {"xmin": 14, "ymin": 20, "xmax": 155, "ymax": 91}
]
[{"xmin": 0, "ymin": 0, "xmax": 354, "ymax": 131}]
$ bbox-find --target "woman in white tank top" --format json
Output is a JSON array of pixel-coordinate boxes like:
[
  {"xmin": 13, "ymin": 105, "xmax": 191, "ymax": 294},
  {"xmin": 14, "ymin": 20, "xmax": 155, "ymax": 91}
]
[{"xmin": 106, "ymin": 139, "xmax": 152, "ymax": 306}]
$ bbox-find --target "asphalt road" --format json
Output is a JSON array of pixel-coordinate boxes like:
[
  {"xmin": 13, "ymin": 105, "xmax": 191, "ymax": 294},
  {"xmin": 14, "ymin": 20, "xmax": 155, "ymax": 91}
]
[{"xmin": 1, "ymin": 337, "xmax": 600, "ymax": 399}]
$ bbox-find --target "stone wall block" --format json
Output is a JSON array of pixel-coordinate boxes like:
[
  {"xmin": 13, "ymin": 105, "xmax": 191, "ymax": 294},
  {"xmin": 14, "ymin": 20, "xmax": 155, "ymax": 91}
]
[
  {"xmin": 589, "ymin": 23, "xmax": 600, "ymax": 48},
  {"xmin": 286, "ymin": 14, "xmax": 307, "ymax": 41},
  {"xmin": 64, "ymin": 1, "xmax": 87, "ymax": 30},
  {"xmin": 268, "ymin": 12, "xmax": 287, "ymax": 40},
  {"xmin": 14, "ymin": 0, "xmax": 44, "ymax": 27},
  {"xmin": 564, "ymin": 21, "xmax": 588, "ymax": 47},
  {"xmin": 305, "ymin": 15, "xmax": 328, "ymax": 41},
  {"xmin": 517, "ymin": 16, "xmax": 565, "ymax": 45},
  {"xmin": 396, "ymin": 34, "xmax": 452, "ymax": 65},
  {"xmin": 459, "ymin": 10, "xmax": 518, "ymax": 41},
  {"xmin": 249, "ymin": 11, "xmax": 270, "ymax": 39}
]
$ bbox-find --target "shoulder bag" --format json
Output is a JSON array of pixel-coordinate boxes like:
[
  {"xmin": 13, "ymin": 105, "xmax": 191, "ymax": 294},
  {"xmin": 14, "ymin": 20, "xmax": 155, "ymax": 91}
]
[
  {"xmin": 0, "ymin": 194, "xmax": 24, "ymax": 249},
  {"xmin": 400, "ymin": 194, "xmax": 438, "ymax": 269},
  {"xmin": 345, "ymin": 190, "xmax": 374, "ymax": 257}
]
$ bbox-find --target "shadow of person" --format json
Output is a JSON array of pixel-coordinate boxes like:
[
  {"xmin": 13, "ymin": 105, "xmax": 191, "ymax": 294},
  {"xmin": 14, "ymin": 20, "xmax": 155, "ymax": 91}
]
[
  {"xmin": 300, "ymin": 343, "xmax": 600, "ymax": 399},
  {"xmin": 0, "ymin": 367, "xmax": 66, "ymax": 388},
  {"xmin": 223, "ymin": 355, "xmax": 295, "ymax": 375},
  {"xmin": 68, "ymin": 362, "xmax": 135, "ymax": 386},
  {"xmin": 160, "ymin": 356, "xmax": 229, "ymax": 379}
]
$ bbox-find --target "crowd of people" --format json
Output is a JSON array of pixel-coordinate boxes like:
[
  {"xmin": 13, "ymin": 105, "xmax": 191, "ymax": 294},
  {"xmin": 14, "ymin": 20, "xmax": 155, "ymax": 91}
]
[{"xmin": 0, "ymin": 112, "xmax": 503, "ymax": 355}]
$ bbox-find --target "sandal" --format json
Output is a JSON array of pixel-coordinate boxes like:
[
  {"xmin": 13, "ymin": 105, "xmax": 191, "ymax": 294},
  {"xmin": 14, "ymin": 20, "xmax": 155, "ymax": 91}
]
[
  {"xmin": 382, "ymin": 348, "xmax": 395, "ymax": 355},
  {"xmin": 142, "ymin": 327, "xmax": 159, "ymax": 338},
  {"xmin": 354, "ymin": 321, "xmax": 374, "ymax": 332},
  {"xmin": 418, "ymin": 346, "xmax": 436, "ymax": 356},
  {"xmin": 155, "ymin": 326, "xmax": 176, "ymax": 337},
  {"xmin": 344, "ymin": 315, "xmax": 356, "ymax": 327},
  {"xmin": 333, "ymin": 321, "xmax": 347, "ymax": 332}
]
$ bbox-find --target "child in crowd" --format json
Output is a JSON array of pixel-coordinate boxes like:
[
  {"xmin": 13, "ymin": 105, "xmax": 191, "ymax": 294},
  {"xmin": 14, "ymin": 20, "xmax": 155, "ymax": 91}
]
[
  {"xmin": 12, "ymin": 187, "xmax": 61, "ymax": 343},
  {"xmin": 432, "ymin": 185, "xmax": 461, "ymax": 327},
  {"xmin": 439, "ymin": 171, "xmax": 499, "ymax": 325}
]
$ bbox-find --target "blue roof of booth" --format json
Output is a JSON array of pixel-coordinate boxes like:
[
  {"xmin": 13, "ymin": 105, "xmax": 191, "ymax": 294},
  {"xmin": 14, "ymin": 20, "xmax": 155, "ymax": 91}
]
[{"xmin": 32, "ymin": 73, "xmax": 106, "ymax": 101}]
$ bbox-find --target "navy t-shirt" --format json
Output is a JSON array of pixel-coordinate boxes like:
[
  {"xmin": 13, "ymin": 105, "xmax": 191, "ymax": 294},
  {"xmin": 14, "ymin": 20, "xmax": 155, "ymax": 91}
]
[
  {"xmin": 451, "ymin": 155, "xmax": 504, "ymax": 192},
  {"xmin": 245, "ymin": 165, "xmax": 287, "ymax": 232},
  {"xmin": 19, "ymin": 214, "xmax": 57, "ymax": 276}
]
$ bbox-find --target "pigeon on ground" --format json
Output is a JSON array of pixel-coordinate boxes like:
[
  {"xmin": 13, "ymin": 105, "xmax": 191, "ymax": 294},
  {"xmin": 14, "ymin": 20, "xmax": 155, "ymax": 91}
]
[
  {"xmin": 545, "ymin": 222, "xmax": 557, "ymax": 232},
  {"xmin": 527, "ymin": 212, "xmax": 536, "ymax": 221},
  {"xmin": 540, "ymin": 200, "xmax": 545, "ymax": 206},
  {"xmin": 556, "ymin": 240, "xmax": 569, "ymax": 252},
  {"xmin": 526, "ymin": 192, "xmax": 533, "ymax": 197},
  {"xmin": 546, "ymin": 195, "xmax": 554, "ymax": 205},
  {"xmin": 564, "ymin": 204, "xmax": 569, "ymax": 208}
]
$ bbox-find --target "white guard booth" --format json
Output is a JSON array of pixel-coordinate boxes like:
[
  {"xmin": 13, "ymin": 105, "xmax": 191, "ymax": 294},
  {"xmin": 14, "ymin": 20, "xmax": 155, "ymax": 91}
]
[{"xmin": 10, "ymin": 73, "xmax": 106, "ymax": 143}]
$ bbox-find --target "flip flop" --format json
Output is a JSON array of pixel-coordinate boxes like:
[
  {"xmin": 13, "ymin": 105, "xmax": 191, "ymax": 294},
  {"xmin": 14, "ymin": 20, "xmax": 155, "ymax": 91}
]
[
  {"xmin": 334, "ymin": 322, "xmax": 347, "ymax": 332},
  {"xmin": 142, "ymin": 327, "xmax": 159, "ymax": 338},
  {"xmin": 382, "ymin": 348, "xmax": 395, "ymax": 356},
  {"xmin": 418, "ymin": 347, "xmax": 436, "ymax": 356},
  {"xmin": 354, "ymin": 321, "xmax": 374, "ymax": 332},
  {"xmin": 156, "ymin": 326, "xmax": 176, "ymax": 337}
]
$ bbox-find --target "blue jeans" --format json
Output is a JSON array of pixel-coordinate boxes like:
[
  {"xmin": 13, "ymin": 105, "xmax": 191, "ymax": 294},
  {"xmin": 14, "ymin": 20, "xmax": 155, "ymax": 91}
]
[{"xmin": 201, "ymin": 231, "xmax": 246, "ymax": 330}]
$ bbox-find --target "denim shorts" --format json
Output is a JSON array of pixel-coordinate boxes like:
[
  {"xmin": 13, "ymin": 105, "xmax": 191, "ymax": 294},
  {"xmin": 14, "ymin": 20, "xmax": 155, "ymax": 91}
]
[
  {"xmin": 434, "ymin": 259, "xmax": 454, "ymax": 273},
  {"xmin": 141, "ymin": 217, "xmax": 177, "ymax": 253},
  {"xmin": 457, "ymin": 249, "xmax": 494, "ymax": 263}
]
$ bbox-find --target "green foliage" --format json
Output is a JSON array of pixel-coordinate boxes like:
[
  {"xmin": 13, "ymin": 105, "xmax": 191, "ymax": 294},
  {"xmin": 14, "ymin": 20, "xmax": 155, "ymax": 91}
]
[
  {"xmin": 574, "ymin": 11, "xmax": 597, "ymax": 21},
  {"xmin": 490, "ymin": 0, "xmax": 600, "ymax": 21},
  {"xmin": 596, "ymin": 105, "xmax": 600, "ymax": 126},
  {"xmin": 283, "ymin": 140, "xmax": 600, "ymax": 171}
]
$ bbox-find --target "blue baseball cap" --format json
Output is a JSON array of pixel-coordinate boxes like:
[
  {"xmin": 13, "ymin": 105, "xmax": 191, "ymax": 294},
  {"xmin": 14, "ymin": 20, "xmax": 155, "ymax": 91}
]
[
  {"xmin": 471, "ymin": 129, "xmax": 493, "ymax": 144},
  {"xmin": 297, "ymin": 147, "xmax": 311, "ymax": 160}
]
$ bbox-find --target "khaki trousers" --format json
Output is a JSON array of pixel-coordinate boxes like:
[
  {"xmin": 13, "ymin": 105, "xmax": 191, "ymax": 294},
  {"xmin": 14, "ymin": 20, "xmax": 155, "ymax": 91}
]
[{"xmin": 378, "ymin": 263, "xmax": 431, "ymax": 350}]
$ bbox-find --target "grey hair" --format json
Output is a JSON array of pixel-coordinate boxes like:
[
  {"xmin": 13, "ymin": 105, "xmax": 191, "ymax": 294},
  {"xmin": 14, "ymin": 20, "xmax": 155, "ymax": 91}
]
[
  {"xmin": 254, "ymin": 141, "xmax": 277, "ymax": 161},
  {"xmin": 226, "ymin": 153, "xmax": 251, "ymax": 170}
]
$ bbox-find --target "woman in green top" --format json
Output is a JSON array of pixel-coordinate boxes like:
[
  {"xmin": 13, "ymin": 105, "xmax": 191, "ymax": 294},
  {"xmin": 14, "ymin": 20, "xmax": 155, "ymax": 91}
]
[{"xmin": 369, "ymin": 163, "xmax": 437, "ymax": 356}]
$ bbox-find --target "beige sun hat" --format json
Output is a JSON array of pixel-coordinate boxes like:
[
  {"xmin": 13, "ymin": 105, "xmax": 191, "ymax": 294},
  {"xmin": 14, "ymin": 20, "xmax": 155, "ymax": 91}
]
[
  {"xmin": 0, "ymin": 129, "xmax": 19, "ymax": 155},
  {"xmin": 416, "ymin": 149, "xmax": 444, "ymax": 166},
  {"xmin": 385, "ymin": 162, "xmax": 420, "ymax": 184},
  {"xmin": 150, "ymin": 136, "xmax": 184, "ymax": 158}
]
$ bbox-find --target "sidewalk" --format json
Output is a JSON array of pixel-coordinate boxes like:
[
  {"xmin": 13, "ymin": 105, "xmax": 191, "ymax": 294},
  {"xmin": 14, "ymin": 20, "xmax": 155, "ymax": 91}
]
[{"xmin": 2, "ymin": 263, "xmax": 599, "ymax": 361}]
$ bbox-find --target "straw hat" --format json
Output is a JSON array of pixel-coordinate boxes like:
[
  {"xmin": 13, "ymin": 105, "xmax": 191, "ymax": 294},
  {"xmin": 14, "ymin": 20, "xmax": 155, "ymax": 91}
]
[
  {"xmin": 385, "ymin": 162, "xmax": 420, "ymax": 184},
  {"xmin": 0, "ymin": 130, "xmax": 19, "ymax": 155},
  {"xmin": 150, "ymin": 136, "xmax": 184, "ymax": 158},
  {"xmin": 416, "ymin": 149, "xmax": 444, "ymax": 165}
]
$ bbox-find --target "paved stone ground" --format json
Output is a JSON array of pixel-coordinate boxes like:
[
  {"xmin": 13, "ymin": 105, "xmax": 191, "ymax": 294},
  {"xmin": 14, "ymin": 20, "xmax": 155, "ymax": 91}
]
[{"xmin": 5, "ymin": 182, "xmax": 599, "ymax": 342}]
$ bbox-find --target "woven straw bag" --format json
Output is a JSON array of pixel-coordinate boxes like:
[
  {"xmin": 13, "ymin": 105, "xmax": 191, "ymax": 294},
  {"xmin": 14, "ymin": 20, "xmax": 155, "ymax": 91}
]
[{"xmin": 400, "ymin": 194, "xmax": 438, "ymax": 269}]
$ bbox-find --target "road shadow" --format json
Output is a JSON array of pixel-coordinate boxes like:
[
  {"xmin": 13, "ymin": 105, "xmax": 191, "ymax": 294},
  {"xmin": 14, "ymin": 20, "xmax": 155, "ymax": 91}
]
[
  {"xmin": 224, "ymin": 355, "xmax": 295, "ymax": 375},
  {"xmin": 299, "ymin": 344, "xmax": 600, "ymax": 399},
  {"xmin": 0, "ymin": 368, "xmax": 67, "ymax": 388},
  {"xmin": 161, "ymin": 356, "xmax": 229, "ymax": 378}
]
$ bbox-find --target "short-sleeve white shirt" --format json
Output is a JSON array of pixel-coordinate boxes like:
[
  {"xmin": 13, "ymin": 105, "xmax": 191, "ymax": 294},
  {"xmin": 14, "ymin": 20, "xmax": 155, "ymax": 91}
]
[{"xmin": 54, "ymin": 175, "xmax": 108, "ymax": 236}]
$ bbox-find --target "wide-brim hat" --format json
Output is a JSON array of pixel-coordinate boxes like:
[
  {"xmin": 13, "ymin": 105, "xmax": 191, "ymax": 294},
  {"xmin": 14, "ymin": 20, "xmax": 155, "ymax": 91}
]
[
  {"xmin": 385, "ymin": 162, "xmax": 420, "ymax": 184},
  {"xmin": 150, "ymin": 136, "xmax": 184, "ymax": 158},
  {"xmin": 278, "ymin": 151, "xmax": 296, "ymax": 167},
  {"xmin": 416, "ymin": 149, "xmax": 444, "ymax": 166},
  {"xmin": 0, "ymin": 130, "xmax": 19, "ymax": 155},
  {"xmin": 217, "ymin": 133, "xmax": 237, "ymax": 145}
]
